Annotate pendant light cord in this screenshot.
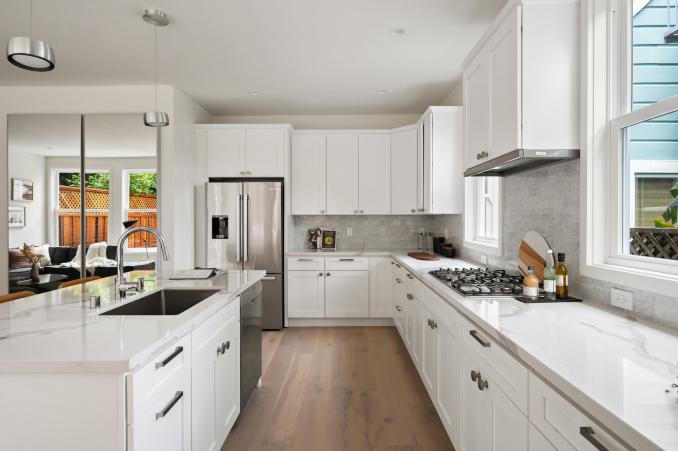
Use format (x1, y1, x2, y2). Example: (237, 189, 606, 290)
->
(154, 24, 158, 111)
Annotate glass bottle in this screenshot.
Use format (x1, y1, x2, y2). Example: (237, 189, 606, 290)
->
(523, 266, 540, 298)
(555, 252, 568, 299)
(544, 250, 556, 300)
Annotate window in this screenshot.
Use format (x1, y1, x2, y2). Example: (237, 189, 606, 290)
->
(56, 171, 110, 247)
(583, 0, 678, 294)
(464, 176, 501, 254)
(123, 170, 157, 249)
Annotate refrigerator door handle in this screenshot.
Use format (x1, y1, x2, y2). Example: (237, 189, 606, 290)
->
(243, 193, 250, 262)
(237, 193, 243, 263)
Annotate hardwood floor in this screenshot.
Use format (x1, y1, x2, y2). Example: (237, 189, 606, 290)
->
(222, 327, 455, 451)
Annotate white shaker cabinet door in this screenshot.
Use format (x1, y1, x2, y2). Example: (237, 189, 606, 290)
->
(324, 270, 369, 317)
(368, 257, 394, 318)
(390, 128, 419, 214)
(207, 129, 246, 177)
(488, 5, 522, 159)
(287, 270, 325, 318)
(291, 133, 326, 215)
(245, 128, 285, 177)
(463, 50, 490, 170)
(326, 134, 359, 215)
(436, 321, 462, 448)
(358, 134, 390, 215)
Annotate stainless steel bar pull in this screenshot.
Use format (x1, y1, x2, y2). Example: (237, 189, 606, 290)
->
(243, 193, 250, 262)
(579, 427, 609, 451)
(155, 346, 183, 369)
(469, 330, 491, 348)
(156, 391, 184, 420)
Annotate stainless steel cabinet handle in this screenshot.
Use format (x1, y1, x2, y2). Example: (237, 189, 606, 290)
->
(580, 427, 609, 451)
(243, 193, 250, 262)
(395, 264, 401, 268)
(469, 330, 491, 348)
(156, 391, 183, 420)
(395, 278, 402, 284)
(360, 209, 364, 214)
(477, 376, 489, 391)
(216, 341, 231, 356)
(353, 209, 358, 214)
(411, 208, 416, 213)
(320, 210, 325, 214)
(430, 320, 438, 329)
(476, 153, 481, 160)
(318, 272, 324, 277)
(326, 272, 331, 276)
(417, 208, 425, 212)
(339, 258, 355, 262)
(427, 319, 432, 328)
(406, 293, 414, 301)
(155, 346, 183, 369)
(298, 258, 314, 262)
(406, 274, 414, 280)
(395, 305, 402, 312)
(471, 370, 480, 382)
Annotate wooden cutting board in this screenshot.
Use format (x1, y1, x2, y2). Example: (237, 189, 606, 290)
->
(517, 231, 550, 282)
(407, 252, 439, 261)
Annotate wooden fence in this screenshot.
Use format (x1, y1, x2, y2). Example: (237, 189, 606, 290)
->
(629, 228, 678, 260)
(58, 186, 157, 248)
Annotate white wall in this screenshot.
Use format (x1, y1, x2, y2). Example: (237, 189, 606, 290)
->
(8, 153, 46, 248)
(0, 85, 208, 293)
(211, 114, 421, 129)
(441, 82, 463, 106)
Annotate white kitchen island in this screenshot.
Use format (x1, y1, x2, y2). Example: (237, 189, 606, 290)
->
(0, 270, 265, 451)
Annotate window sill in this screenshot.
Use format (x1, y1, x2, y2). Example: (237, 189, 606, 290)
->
(580, 260, 678, 298)
(463, 239, 502, 256)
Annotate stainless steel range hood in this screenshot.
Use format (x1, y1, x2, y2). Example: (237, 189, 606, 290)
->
(464, 149, 580, 177)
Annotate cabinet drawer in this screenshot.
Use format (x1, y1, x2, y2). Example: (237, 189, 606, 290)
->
(287, 256, 324, 271)
(325, 257, 368, 271)
(529, 374, 628, 451)
(128, 333, 192, 423)
(460, 316, 528, 413)
(128, 371, 191, 451)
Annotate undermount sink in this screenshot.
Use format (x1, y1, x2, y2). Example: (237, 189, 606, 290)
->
(100, 289, 221, 316)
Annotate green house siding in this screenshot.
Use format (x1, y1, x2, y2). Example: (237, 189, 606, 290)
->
(631, 0, 678, 160)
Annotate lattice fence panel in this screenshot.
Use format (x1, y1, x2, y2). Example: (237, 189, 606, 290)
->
(630, 228, 678, 260)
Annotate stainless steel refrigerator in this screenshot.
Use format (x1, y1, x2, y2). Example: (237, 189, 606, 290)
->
(206, 179, 284, 330)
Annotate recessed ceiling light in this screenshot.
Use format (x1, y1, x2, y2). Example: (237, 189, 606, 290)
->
(248, 91, 261, 96)
(376, 90, 388, 95)
(390, 28, 406, 37)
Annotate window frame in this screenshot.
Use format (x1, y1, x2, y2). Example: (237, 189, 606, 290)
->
(464, 176, 503, 255)
(582, 0, 678, 296)
(122, 169, 158, 252)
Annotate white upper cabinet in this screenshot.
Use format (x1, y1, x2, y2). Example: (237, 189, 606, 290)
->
(206, 128, 246, 178)
(326, 134, 359, 215)
(358, 134, 390, 215)
(291, 133, 326, 215)
(421, 107, 463, 214)
(245, 128, 285, 176)
(198, 125, 289, 178)
(463, 0, 579, 170)
(390, 127, 419, 214)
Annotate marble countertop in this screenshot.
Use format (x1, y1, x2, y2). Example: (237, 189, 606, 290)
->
(287, 248, 414, 257)
(0, 270, 265, 373)
(391, 253, 678, 451)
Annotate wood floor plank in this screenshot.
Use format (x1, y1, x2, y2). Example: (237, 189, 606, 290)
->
(222, 327, 455, 451)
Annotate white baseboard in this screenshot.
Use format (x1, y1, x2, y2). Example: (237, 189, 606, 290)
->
(287, 318, 395, 327)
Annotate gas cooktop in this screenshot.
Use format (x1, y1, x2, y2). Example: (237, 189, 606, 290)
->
(429, 267, 524, 297)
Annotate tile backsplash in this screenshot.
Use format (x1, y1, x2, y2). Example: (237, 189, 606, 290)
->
(433, 159, 678, 331)
(290, 215, 434, 251)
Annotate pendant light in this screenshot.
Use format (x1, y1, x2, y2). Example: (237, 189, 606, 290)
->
(142, 8, 169, 127)
(6, 0, 55, 71)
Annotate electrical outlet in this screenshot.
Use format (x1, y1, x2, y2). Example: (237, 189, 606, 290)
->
(346, 227, 352, 237)
(480, 255, 488, 265)
(611, 288, 633, 311)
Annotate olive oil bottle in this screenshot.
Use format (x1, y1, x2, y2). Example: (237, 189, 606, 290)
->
(555, 252, 568, 299)
(544, 250, 557, 300)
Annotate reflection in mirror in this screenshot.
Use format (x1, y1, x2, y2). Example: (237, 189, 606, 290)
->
(84, 114, 158, 280)
(7, 114, 84, 293)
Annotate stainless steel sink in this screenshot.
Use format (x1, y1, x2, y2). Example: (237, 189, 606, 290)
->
(100, 289, 221, 316)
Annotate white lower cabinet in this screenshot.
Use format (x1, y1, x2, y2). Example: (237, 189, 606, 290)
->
(529, 374, 628, 451)
(420, 302, 438, 399)
(369, 258, 394, 317)
(436, 317, 462, 445)
(530, 423, 557, 451)
(287, 270, 325, 318)
(128, 372, 192, 451)
(460, 347, 528, 451)
(325, 270, 369, 317)
(192, 302, 240, 451)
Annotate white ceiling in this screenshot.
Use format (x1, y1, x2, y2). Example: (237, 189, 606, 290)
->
(0, 0, 505, 115)
(8, 114, 157, 158)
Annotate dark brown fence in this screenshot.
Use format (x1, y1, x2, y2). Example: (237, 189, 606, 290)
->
(630, 228, 678, 260)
